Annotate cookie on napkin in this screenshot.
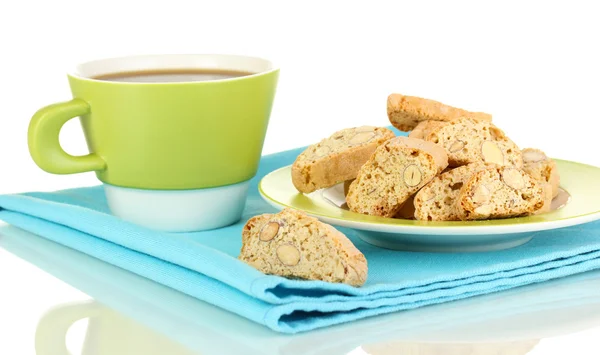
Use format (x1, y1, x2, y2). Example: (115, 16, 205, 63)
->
(238, 208, 368, 287)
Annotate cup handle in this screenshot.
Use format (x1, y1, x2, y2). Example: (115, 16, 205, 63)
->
(35, 300, 104, 355)
(28, 99, 106, 174)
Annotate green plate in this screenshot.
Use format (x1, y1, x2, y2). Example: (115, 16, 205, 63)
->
(259, 160, 600, 252)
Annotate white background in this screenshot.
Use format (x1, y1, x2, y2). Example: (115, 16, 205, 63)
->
(1, 0, 599, 354)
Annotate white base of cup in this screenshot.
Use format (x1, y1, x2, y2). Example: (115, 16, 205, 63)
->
(103, 181, 250, 232)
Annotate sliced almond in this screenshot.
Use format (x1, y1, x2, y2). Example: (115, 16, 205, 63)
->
(523, 149, 547, 164)
(259, 222, 280, 242)
(276, 244, 301, 266)
(474, 204, 493, 216)
(484, 183, 496, 193)
(419, 189, 436, 202)
(471, 185, 491, 205)
(502, 168, 526, 190)
(508, 199, 516, 208)
(409, 128, 425, 140)
(349, 131, 376, 145)
(448, 140, 466, 153)
(481, 141, 504, 165)
(403, 164, 423, 187)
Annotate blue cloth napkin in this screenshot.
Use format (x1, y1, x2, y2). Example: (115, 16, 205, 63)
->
(2, 147, 600, 334)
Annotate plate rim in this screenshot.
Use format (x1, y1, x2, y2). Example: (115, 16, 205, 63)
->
(259, 159, 600, 236)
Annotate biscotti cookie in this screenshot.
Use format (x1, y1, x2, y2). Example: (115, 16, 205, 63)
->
(387, 94, 492, 132)
(421, 117, 523, 168)
(522, 148, 560, 198)
(408, 120, 448, 140)
(535, 183, 554, 214)
(456, 166, 545, 220)
(414, 163, 488, 221)
(292, 126, 395, 193)
(238, 208, 368, 286)
(346, 137, 449, 217)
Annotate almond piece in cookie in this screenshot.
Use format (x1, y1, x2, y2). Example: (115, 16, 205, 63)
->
(408, 120, 449, 140)
(522, 148, 560, 198)
(292, 126, 395, 193)
(238, 208, 368, 286)
(387, 94, 492, 132)
(421, 117, 523, 168)
(456, 166, 545, 220)
(414, 163, 488, 221)
(346, 137, 449, 217)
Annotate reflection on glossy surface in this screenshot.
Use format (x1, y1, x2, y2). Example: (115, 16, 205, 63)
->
(361, 340, 540, 355)
(36, 301, 197, 355)
(2, 224, 600, 354)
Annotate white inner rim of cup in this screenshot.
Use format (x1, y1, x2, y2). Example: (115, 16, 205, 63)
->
(72, 54, 276, 81)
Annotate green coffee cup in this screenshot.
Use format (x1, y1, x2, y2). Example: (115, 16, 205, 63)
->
(28, 54, 279, 232)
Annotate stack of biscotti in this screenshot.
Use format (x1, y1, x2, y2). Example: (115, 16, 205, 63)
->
(345, 136, 449, 217)
(290, 124, 453, 219)
(387, 93, 559, 220)
(292, 126, 396, 193)
(238, 94, 562, 286)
